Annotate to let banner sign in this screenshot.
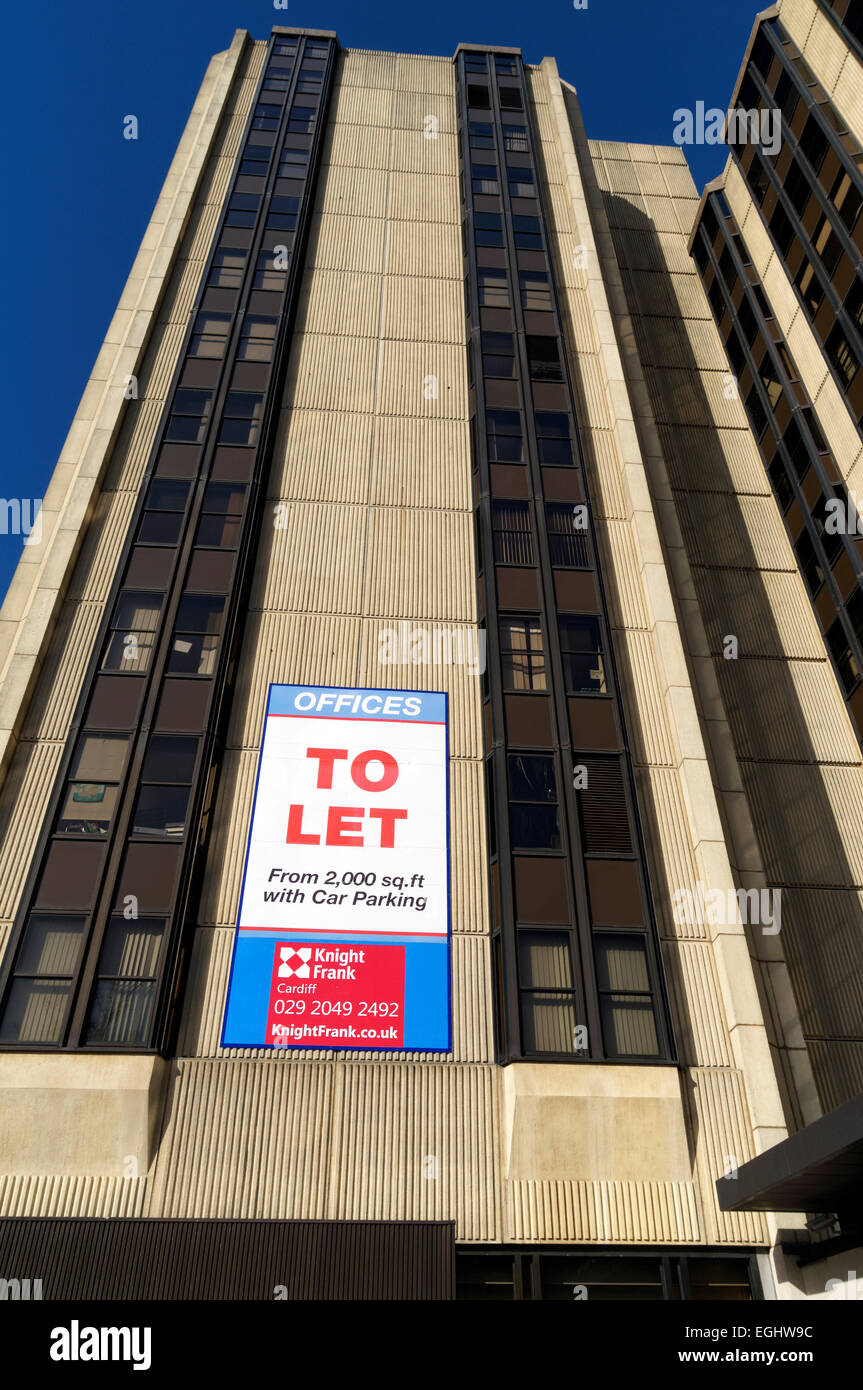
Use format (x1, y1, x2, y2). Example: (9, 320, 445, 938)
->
(221, 685, 451, 1051)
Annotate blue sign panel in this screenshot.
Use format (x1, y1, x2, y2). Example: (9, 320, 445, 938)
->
(222, 684, 451, 1051)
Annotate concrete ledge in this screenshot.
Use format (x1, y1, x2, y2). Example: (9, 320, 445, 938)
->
(0, 1054, 168, 1178)
(500, 1063, 691, 1183)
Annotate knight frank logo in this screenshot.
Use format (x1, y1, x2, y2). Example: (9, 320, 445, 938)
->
(277, 946, 311, 978)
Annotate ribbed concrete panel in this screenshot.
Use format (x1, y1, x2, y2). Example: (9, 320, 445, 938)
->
(670, 272, 717, 320)
(592, 139, 624, 161)
(358, 621, 483, 762)
(20, 601, 103, 742)
(794, 767, 863, 883)
(0, 1175, 146, 1219)
(0, 923, 9, 960)
(387, 218, 461, 280)
(785, 309, 829, 403)
(571, 352, 613, 429)
(449, 756, 488, 936)
(393, 55, 454, 97)
(321, 121, 390, 171)
(625, 269, 678, 318)
(604, 159, 641, 195)
(601, 520, 651, 630)
(536, 138, 564, 189)
(833, 48, 863, 138)
(178, 927, 235, 1054)
(184, 202, 230, 267)
(635, 767, 706, 940)
(613, 227, 667, 273)
(64, 490, 138, 604)
(697, 570, 825, 660)
(761, 250, 803, 332)
(813, 374, 863, 483)
(382, 275, 463, 345)
(371, 417, 471, 510)
(316, 163, 389, 219)
(0, 741, 64, 919)
(610, 194, 650, 235)
(284, 333, 378, 413)
(249, 502, 366, 614)
(660, 424, 768, 495)
(672, 200, 699, 239)
(561, 289, 599, 356)
(591, 157, 611, 192)
(362, 510, 475, 620)
(297, 268, 381, 339)
(661, 941, 733, 1067)
(634, 161, 671, 197)
(643, 364, 740, 430)
(615, 629, 677, 766)
(330, 83, 394, 129)
(789, 890, 863, 1040)
(657, 230, 701, 275)
(230, 44, 267, 107)
(307, 213, 386, 274)
(524, 66, 547, 101)
(227, 613, 363, 750)
(772, 897, 823, 1040)
(531, 101, 557, 146)
(661, 164, 698, 199)
(634, 315, 722, 373)
(803, 6, 850, 92)
(156, 254, 210, 328)
(325, 1063, 498, 1239)
(584, 428, 628, 519)
(544, 183, 574, 235)
(556, 231, 595, 289)
(806, 1039, 863, 1114)
(679, 493, 794, 571)
(179, 927, 491, 1065)
(506, 1177, 700, 1243)
(198, 750, 256, 926)
(629, 143, 660, 162)
(688, 1069, 768, 1246)
(217, 110, 259, 166)
(102, 399, 167, 493)
(392, 90, 457, 134)
(451, 934, 493, 1062)
(645, 196, 686, 236)
(716, 657, 860, 764)
(646, 144, 684, 165)
(337, 49, 397, 91)
(389, 171, 459, 225)
(739, 761, 863, 887)
(391, 129, 457, 178)
(137, 321, 187, 399)
(146, 1060, 333, 1218)
(268, 408, 373, 504)
(196, 153, 240, 214)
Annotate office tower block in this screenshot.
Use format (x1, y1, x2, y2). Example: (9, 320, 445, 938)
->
(0, 11, 859, 1299)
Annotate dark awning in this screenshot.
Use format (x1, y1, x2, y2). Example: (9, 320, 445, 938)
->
(716, 1091, 863, 1218)
(0, 1218, 455, 1300)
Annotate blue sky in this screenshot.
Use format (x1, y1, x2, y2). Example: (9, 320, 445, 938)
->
(0, 0, 759, 601)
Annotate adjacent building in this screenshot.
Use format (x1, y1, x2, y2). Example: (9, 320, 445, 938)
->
(0, 0, 861, 1300)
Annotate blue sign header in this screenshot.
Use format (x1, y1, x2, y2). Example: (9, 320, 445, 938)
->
(265, 684, 446, 723)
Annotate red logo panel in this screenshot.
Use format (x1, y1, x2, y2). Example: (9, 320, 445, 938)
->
(266, 941, 405, 1048)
